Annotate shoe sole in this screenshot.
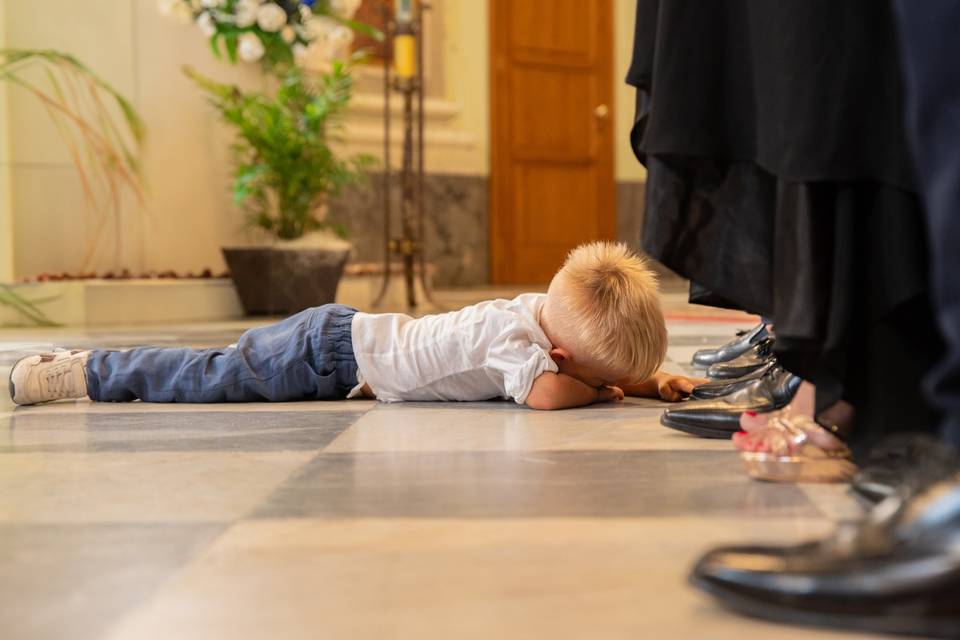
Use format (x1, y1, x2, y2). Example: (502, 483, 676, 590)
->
(8, 354, 31, 405)
(740, 451, 857, 483)
(659, 412, 736, 439)
(690, 573, 960, 638)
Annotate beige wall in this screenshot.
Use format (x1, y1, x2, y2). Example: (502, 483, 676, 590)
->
(615, 0, 645, 182)
(0, 6, 13, 281)
(1, 0, 644, 279)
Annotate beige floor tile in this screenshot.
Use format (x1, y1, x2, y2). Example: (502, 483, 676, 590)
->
(107, 518, 882, 640)
(325, 400, 733, 453)
(0, 452, 313, 523)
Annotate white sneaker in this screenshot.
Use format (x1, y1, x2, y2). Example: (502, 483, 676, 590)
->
(8, 350, 90, 405)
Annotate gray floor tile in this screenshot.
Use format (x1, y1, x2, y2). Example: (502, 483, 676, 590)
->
(254, 450, 821, 519)
(0, 523, 222, 640)
(1, 410, 360, 453)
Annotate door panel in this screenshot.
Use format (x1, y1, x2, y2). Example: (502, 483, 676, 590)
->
(509, 67, 593, 157)
(509, 0, 594, 63)
(491, 0, 615, 284)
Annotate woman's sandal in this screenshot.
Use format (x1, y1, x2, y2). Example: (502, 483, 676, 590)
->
(734, 415, 856, 483)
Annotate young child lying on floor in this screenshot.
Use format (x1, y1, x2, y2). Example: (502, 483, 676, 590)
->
(10, 242, 701, 409)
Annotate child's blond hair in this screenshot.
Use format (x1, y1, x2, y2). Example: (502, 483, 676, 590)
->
(549, 241, 667, 382)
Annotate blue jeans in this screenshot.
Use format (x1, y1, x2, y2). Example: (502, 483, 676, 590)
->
(86, 305, 359, 403)
(894, 1, 960, 446)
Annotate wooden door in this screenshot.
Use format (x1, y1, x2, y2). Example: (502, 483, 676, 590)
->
(490, 0, 616, 284)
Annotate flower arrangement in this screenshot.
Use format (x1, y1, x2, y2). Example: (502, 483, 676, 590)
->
(157, 0, 368, 71)
(159, 0, 378, 243)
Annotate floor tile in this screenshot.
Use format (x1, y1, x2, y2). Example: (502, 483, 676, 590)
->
(0, 451, 314, 523)
(0, 298, 881, 639)
(105, 518, 875, 640)
(0, 522, 221, 640)
(326, 401, 732, 453)
(1, 410, 361, 453)
(254, 450, 820, 519)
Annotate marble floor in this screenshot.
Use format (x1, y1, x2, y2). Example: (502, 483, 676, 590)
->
(0, 290, 880, 640)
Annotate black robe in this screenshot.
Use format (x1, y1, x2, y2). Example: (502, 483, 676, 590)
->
(626, 0, 941, 452)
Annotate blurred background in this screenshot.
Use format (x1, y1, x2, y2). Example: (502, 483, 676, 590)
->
(0, 0, 652, 327)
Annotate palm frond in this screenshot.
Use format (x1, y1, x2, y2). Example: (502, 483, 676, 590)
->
(0, 285, 59, 327)
(0, 49, 146, 274)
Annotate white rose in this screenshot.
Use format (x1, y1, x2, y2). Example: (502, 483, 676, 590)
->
(238, 32, 266, 62)
(330, 0, 362, 20)
(281, 25, 297, 44)
(256, 3, 287, 32)
(200, 0, 223, 7)
(235, 0, 259, 27)
(196, 12, 217, 37)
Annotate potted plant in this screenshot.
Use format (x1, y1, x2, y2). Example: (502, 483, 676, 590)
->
(160, 0, 377, 315)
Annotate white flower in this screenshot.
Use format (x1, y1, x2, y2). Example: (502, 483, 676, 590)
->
(200, 0, 223, 7)
(196, 11, 217, 37)
(330, 0, 362, 20)
(256, 3, 287, 32)
(238, 32, 266, 62)
(235, 0, 259, 27)
(281, 25, 297, 44)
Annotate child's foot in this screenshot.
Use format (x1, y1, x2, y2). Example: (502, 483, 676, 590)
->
(9, 350, 90, 405)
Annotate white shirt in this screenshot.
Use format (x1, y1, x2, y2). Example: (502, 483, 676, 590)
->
(350, 293, 558, 403)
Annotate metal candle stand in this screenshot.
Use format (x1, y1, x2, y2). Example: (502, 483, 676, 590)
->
(372, 0, 438, 310)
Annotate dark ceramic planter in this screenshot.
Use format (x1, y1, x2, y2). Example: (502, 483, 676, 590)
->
(222, 246, 350, 316)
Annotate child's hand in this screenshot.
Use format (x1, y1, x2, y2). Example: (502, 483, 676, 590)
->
(596, 385, 625, 403)
(656, 375, 708, 402)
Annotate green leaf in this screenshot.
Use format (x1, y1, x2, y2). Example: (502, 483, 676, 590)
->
(224, 33, 239, 64)
(209, 33, 222, 59)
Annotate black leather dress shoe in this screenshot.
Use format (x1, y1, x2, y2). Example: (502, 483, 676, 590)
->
(690, 475, 960, 638)
(691, 361, 776, 400)
(706, 337, 776, 380)
(660, 368, 800, 439)
(851, 434, 960, 504)
(692, 324, 769, 367)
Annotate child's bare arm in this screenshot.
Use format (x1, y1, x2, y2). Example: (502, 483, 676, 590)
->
(525, 372, 623, 410)
(619, 371, 708, 402)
